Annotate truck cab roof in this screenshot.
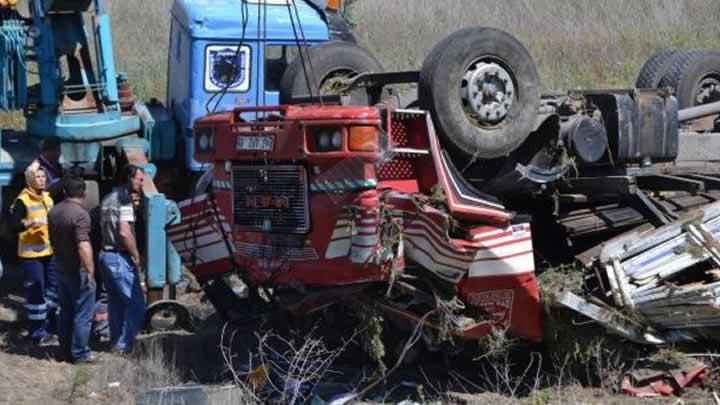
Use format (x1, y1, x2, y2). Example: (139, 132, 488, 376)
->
(171, 0, 330, 40)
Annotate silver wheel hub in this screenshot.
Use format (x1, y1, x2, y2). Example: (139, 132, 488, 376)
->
(462, 61, 515, 124)
(696, 77, 720, 105)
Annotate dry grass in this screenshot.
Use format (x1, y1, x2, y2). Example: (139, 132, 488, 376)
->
(67, 341, 183, 404)
(106, 0, 173, 101)
(102, 0, 720, 100)
(6, 1, 719, 106)
(346, 0, 720, 91)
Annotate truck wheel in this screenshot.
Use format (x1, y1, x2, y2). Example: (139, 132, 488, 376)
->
(145, 300, 194, 332)
(635, 49, 681, 88)
(658, 49, 720, 108)
(279, 41, 383, 105)
(419, 27, 540, 158)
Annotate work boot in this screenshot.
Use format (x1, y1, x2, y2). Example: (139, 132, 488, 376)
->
(74, 354, 98, 364)
(34, 334, 59, 347)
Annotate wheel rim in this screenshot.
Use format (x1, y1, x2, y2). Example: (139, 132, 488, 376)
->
(318, 68, 357, 97)
(149, 309, 179, 331)
(145, 301, 190, 332)
(461, 58, 517, 127)
(695, 73, 720, 105)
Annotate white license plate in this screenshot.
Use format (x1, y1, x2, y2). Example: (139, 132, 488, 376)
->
(236, 135, 274, 151)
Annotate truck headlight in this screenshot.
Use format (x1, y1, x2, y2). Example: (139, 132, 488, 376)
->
(195, 127, 214, 152)
(318, 132, 331, 150)
(313, 127, 343, 152)
(331, 130, 342, 149)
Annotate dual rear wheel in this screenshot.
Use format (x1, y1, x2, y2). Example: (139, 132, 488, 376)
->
(636, 49, 720, 108)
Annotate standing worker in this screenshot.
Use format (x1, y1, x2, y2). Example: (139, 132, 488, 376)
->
(33, 137, 64, 201)
(49, 176, 97, 363)
(98, 165, 146, 353)
(10, 162, 58, 344)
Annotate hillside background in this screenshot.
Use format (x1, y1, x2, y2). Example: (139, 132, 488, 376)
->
(111, 0, 720, 101)
(19, 0, 720, 102)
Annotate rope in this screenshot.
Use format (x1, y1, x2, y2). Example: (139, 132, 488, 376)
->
(0, 10, 26, 110)
(290, 0, 319, 94)
(205, 0, 250, 113)
(253, 0, 266, 121)
(285, 0, 321, 104)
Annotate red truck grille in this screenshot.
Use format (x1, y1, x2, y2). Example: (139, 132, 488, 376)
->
(232, 165, 309, 234)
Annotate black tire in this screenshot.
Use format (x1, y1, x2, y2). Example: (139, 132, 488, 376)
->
(659, 49, 720, 108)
(418, 31, 461, 109)
(635, 49, 681, 88)
(279, 41, 383, 105)
(419, 27, 540, 158)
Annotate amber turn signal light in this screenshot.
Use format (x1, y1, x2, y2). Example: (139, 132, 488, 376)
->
(326, 0, 340, 11)
(349, 126, 378, 152)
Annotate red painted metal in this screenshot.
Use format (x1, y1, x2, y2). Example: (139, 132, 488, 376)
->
(172, 104, 543, 343)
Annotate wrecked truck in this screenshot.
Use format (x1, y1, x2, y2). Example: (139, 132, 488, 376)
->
(167, 26, 720, 350)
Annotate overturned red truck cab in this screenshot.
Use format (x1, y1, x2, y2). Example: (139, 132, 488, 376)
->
(169, 104, 542, 343)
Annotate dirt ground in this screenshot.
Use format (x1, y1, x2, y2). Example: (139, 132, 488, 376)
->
(0, 261, 717, 405)
(0, 264, 198, 405)
(0, 268, 71, 405)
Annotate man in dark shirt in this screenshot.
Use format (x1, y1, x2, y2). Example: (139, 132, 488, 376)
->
(48, 176, 97, 363)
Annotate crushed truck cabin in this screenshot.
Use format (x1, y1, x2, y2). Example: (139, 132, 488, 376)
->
(168, 28, 720, 353)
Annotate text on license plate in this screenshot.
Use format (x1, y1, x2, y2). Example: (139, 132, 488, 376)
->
(236, 135, 274, 151)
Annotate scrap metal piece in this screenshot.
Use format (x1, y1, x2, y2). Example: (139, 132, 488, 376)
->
(621, 363, 708, 398)
(592, 200, 720, 333)
(555, 291, 696, 344)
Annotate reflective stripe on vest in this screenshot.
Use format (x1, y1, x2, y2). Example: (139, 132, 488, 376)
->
(15, 188, 53, 258)
(26, 203, 47, 213)
(19, 242, 52, 253)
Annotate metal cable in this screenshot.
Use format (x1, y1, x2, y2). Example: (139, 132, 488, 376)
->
(253, 0, 263, 120)
(205, 0, 250, 113)
(290, 0, 322, 103)
(284, 0, 316, 103)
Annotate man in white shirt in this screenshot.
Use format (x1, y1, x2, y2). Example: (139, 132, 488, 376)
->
(97, 165, 146, 353)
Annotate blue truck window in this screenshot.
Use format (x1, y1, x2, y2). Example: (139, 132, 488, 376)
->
(204, 45, 251, 93)
(265, 45, 306, 92)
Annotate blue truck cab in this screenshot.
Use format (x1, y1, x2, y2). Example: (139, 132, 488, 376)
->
(168, 0, 332, 171)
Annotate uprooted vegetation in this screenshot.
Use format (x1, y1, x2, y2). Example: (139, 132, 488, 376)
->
(196, 282, 720, 403)
(1, 283, 717, 404)
(45, 262, 720, 403)
(210, 312, 718, 403)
